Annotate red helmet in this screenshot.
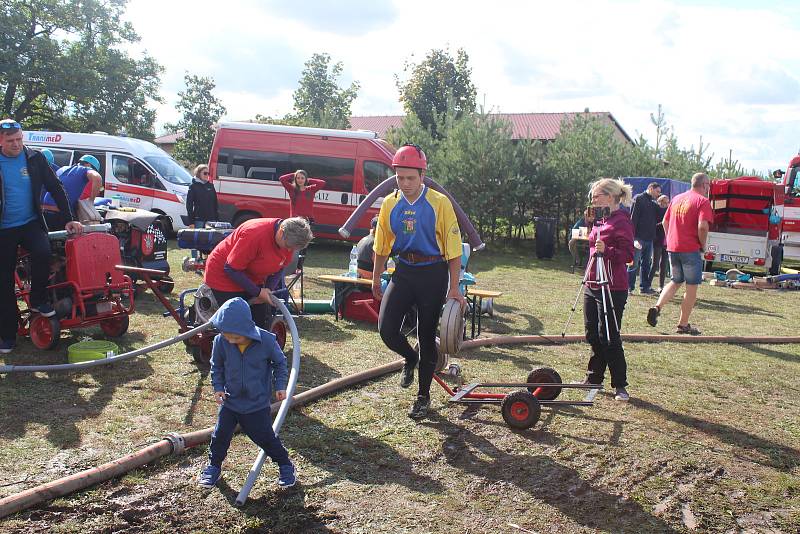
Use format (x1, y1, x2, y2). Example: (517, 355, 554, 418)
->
(392, 144, 427, 171)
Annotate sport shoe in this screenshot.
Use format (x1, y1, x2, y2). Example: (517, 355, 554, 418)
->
(614, 388, 630, 401)
(676, 324, 701, 335)
(399, 361, 417, 389)
(646, 306, 660, 327)
(197, 464, 222, 488)
(640, 287, 656, 295)
(277, 463, 297, 488)
(30, 302, 56, 318)
(0, 339, 16, 354)
(408, 395, 431, 420)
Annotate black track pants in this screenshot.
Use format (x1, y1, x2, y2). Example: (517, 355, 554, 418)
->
(583, 287, 628, 388)
(378, 260, 448, 397)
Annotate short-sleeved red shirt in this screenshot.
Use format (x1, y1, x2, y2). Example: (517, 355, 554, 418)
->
(203, 218, 292, 292)
(664, 190, 713, 253)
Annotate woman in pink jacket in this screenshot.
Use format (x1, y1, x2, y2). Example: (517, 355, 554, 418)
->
(583, 178, 635, 401)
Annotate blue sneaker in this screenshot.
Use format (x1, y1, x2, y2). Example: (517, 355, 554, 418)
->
(197, 464, 222, 488)
(30, 302, 56, 318)
(277, 463, 296, 488)
(0, 339, 15, 354)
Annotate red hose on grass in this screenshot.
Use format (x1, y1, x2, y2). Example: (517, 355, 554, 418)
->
(460, 333, 800, 350)
(0, 360, 403, 519)
(4, 332, 799, 518)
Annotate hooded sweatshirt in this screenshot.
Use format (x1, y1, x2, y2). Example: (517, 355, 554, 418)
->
(587, 209, 635, 292)
(210, 298, 288, 414)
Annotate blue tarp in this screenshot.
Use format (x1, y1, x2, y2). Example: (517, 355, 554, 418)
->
(623, 177, 690, 199)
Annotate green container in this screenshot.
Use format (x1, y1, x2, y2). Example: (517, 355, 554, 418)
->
(300, 299, 334, 314)
(67, 340, 119, 364)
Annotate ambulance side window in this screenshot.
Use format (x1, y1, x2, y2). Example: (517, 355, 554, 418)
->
(73, 150, 106, 177)
(49, 149, 73, 168)
(111, 155, 159, 188)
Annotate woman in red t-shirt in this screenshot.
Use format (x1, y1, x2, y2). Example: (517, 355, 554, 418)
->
(279, 170, 326, 221)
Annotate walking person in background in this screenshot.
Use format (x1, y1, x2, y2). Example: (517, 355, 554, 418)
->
(647, 173, 713, 335)
(186, 164, 218, 229)
(582, 178, 635, 401)
(628, 182, 661, 294)
(649, 194, 671, 291)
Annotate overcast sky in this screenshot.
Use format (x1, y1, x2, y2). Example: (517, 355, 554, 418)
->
(125, 0, 800, 174)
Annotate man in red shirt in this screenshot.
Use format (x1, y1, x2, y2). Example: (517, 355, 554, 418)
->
(204, 217, 313, 327)
(646, 173, 713, 335)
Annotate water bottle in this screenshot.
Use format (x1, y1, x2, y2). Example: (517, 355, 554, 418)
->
(386, 256, 396, 273)
(348, 245, 358, 277)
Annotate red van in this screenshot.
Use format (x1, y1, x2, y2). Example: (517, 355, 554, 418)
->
(208, 122, 395, 240)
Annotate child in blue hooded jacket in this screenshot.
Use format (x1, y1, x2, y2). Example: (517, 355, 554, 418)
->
(197, 297, 296, 489)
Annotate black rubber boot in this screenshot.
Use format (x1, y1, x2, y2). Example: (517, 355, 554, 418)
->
(407, 395, 431, 419)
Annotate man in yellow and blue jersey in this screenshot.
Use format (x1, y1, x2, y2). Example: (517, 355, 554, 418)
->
(371, 144, 465, 420)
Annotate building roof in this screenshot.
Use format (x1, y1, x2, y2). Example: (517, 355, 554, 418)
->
(349, 112, 633, 144)
(154, 131, 183, 145)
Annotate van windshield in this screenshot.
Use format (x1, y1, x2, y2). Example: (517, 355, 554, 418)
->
(144, 155, 193, 185)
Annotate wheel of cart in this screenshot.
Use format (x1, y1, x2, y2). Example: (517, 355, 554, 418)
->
(433, 365, 599, 430)
(29, 315, 61, 350)
(501, 390, 542, 429)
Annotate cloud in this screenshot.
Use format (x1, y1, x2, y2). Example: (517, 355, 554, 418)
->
(707, 61, 800, 106)
(263, 0, 398, 35)
(124, 0, 800, 173)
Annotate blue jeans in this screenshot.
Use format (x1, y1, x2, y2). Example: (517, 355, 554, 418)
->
(668, 251, 703, 285)
(628, 240, 653, 291)
(208, 405, 291, 467)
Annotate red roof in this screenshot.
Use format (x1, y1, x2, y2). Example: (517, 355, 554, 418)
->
(154, 131, 183, 144)
(350, 112, 632, 143)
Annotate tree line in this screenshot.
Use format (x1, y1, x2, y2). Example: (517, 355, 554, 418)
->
(2, 1, 766, 246)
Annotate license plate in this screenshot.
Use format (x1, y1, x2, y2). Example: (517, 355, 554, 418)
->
(720, 254, 749, 263)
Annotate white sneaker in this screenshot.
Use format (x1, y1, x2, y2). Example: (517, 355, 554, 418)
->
(614, 388, 630, 401)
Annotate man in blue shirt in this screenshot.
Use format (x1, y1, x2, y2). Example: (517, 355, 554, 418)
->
(42, 154, 103, 229)
(0, 119, 82, 353)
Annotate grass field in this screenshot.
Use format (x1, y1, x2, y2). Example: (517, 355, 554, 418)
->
(1, 239, 798, 533)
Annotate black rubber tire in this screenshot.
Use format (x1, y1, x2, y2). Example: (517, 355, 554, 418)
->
(100, 314, 129, 338)
(526, 366, 563, 400)
(501, 390, 542, 430)
(191, 345, 210, 366)
(769, 245, 783, 276)
(155, 214, 173, 238)
(233, 211, 259, 228)
(157, 276, 175, 294)
(30, 315, 61, 350)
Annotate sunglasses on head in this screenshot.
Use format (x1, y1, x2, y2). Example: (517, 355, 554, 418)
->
(0, 121, 22, 130)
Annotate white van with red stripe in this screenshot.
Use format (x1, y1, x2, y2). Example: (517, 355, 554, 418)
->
(24, 131, 191, 233)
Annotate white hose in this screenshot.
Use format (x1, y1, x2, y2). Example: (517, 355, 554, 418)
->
(235, 295, 301, 505)
(0, 322, 213, 374)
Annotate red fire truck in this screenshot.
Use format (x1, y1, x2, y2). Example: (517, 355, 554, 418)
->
(703, 176, 784, 274)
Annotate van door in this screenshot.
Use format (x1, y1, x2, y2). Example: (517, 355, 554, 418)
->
(106, 154, 155, 211)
